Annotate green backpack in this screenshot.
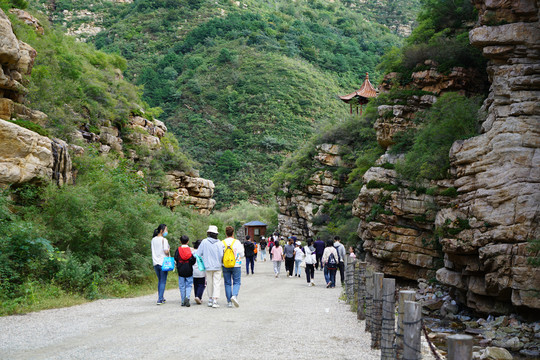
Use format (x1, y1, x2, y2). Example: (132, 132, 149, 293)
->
(222, 239, 236, 268)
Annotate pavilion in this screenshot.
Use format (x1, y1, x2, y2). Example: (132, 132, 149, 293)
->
(339, 73, 378, 115)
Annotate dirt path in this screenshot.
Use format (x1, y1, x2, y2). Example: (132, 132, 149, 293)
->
(0, 259, 381, 360)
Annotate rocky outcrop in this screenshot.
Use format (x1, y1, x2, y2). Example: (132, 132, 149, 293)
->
(277, 144, 347, 238)
(163, 170, 216, 215)
(0, 119, 71, 187)
(374, 94, 436, 147)
(435, 1, 540, 313)
(0, 9, 71, 188)
(9, 9, 44, 35)
(0, 9, 37, 104)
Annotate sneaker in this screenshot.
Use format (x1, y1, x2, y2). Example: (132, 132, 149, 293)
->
(195, 297, 202, 304)
(185, 299, 191, 307)
(212, 301, 220, 308)
(162, 299, 167, 303)
(228, 302, 233, 308)
(207, 300, 213, 307)
(156, 301, 163, 305)
(275, 273, 278, 278)
(181, 300, 185, 307)
(287, 271, 290, 277)
(231, 296, 239, 308)
(326, 282, 331, 288)
(288, 275, 292, 278)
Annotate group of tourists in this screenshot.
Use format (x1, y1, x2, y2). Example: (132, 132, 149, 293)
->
(151, 224, 356, 307)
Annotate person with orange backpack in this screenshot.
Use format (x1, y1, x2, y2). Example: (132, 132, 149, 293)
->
(173, 235, 197, 307)
(222, 226, 244, 308)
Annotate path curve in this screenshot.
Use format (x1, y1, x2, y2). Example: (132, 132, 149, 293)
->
(1, 260, 380, 360)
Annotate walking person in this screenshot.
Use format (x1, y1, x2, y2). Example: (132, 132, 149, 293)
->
(259, 237, 267, 261)
(293, 241, 304, 277)
(197, 225, 224, 308)
(304, 238, 316, 286)
(192, 240, 206, 305)
(334, 236, 346, 286)
(322, 240, 339, 288)
(284, 237, 296, 278)
(253, 240, 258, 262)
(151, 224, 170, 305)
(222, 226, 244, 308)
(174, 235, 196, 307)
(314, 237, 325, 271)
(244, 235, 255, 275)
(268, 236, 275, 261)
(271, 240, 284, 278)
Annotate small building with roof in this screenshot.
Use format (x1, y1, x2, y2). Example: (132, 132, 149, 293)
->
(242, 220, 267, 243)
(339, 73, 378, 115)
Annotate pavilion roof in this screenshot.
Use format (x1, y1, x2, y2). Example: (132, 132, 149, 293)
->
(339, 73, 378, 102)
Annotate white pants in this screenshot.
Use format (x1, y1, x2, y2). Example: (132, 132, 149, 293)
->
(206, 270, 222, 300)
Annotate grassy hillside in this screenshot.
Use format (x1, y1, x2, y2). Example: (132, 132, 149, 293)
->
(36, 0, 421, 206)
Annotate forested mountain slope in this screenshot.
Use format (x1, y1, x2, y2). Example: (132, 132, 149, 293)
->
(38, 0, 421, 206)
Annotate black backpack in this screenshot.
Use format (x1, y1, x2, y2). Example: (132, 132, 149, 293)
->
(327, 253, 338, 270)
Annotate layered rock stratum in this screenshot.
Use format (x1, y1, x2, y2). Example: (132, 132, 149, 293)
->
(435, 0, 540, 313)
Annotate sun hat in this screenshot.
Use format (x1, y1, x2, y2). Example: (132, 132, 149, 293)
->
(296, 241, 301, 246)
(207, 225, 219, 234)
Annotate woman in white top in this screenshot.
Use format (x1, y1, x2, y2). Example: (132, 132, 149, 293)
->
(151, 224, 170, 305)
(304, 238, 316, 286)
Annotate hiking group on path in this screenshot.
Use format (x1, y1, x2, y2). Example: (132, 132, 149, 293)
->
(151, 224, 352, 308)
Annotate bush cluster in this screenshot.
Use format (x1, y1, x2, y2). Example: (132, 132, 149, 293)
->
(395, 93, 482, 181)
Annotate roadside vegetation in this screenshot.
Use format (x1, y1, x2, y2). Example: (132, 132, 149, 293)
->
(0, 151, 276, 316)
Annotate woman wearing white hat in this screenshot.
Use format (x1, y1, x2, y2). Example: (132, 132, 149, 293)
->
(197, 225, 224, 308)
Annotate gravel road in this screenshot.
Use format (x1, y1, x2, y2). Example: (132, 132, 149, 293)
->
(0, 260, 381, 360)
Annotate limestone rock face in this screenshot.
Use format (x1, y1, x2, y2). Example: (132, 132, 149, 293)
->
(9, 9, 44, 35)
(434, 0, 540, 313)
(374, 95, 436, 148)
(0, 9, 37, 103)
(351, 164, 454, 280)
(277, 145, 347, 238)
(0, 119, 71, 187)
(163, 171, 216, 215)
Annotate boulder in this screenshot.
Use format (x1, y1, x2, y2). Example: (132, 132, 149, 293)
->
(162, 171, 215, 215)
(0, 119, 72, 187)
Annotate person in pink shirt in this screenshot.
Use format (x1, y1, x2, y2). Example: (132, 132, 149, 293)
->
(271, 240, 284, 278)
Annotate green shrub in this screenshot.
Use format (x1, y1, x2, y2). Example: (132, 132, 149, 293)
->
(366, 180, 399, 191)
(440, 187, 458, 197)
(396, 93, 481, 181)
(8, 119, 51, 137)
(527, 238, 540, 267)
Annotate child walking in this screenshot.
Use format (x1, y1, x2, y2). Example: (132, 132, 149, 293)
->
(174, 235, 196, 307)
(192, 240, 206, 304)
(271, 240, 284, 278)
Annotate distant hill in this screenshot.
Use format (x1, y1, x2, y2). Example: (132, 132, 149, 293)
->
(38, 0, 421, 206)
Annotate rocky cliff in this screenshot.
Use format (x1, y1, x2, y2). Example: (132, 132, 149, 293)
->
(0, 9, 71, 188)
(351, 0, 540, 314)
(435, 0, 540, 313)
(277, 144, 348, 238)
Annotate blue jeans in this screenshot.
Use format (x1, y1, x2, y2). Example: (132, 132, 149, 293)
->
(246, 256, 255, 274)
(178, 276, 193, 301)
(260, 249, 266, 261)
(222, 266, 241, 302)
(294, 259, 302, 276)
(324, 266, 336, 287)
(154, 265, 168, 302)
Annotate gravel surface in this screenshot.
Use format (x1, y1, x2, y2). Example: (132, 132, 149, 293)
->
(0, 260, 381, 360)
